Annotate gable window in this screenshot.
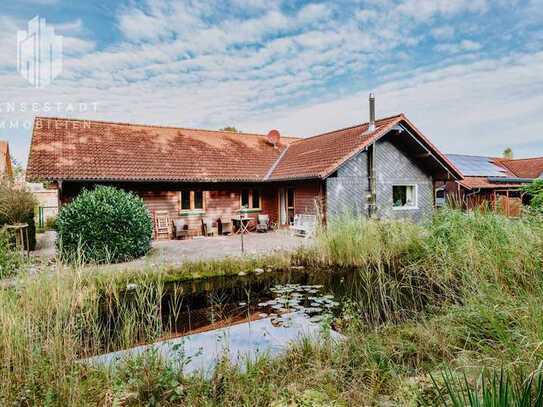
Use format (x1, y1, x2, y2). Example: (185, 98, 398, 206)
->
(180, 190, 205, 213)
(393, 185, 417, 209)
(241, 189, 261, 211)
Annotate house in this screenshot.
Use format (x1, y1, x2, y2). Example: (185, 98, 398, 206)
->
(441, 154, 543, 216)
(26, 97, 461, 235)
(0, 140, 13, 178)
(27, 182, 59, 227)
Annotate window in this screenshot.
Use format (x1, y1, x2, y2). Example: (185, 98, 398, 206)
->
(194, 191, 203, 209)
(252, 190, 260, 210)
(241, 189, 261, 210)
(180, 190, 205, 212)
(287, 188, 295, 209)
(181, 191, 191, 210)
(393, 185, 417, 209)
(287, 188, 295, 224)
(241, 190, 250, 208)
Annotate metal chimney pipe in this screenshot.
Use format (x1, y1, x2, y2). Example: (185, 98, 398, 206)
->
(368, 93, 376, 132)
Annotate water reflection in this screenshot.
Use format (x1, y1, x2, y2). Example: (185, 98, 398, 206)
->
(88, 312, 342, 376)
(89, 273, 347, 375)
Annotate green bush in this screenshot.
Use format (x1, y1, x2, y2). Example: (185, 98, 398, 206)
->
(522, 179, 543, 212)
(0, 180, 37, 251)
(0, 230, 24, 279)
(56, 186, 153, 264)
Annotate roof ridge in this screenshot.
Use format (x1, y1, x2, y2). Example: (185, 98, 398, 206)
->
(291, 113, 404, 144)
(497, 156, 543, 162)
(34, 116, 301, 139)
(264, 145, 290, 180)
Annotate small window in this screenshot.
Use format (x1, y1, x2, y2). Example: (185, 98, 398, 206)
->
(393, 185, 417, 209)
(181, 191, 191, 210)
(180, 190, 205, 212)
(194, 191, 203, 209)
(252, 190, 261, 209)
(287, 188, 295, 209)
(240, 189, 261, 210)
(241, 190, 250, 208)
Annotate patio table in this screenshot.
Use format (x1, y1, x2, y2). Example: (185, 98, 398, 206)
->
(231, 216, 251, 234)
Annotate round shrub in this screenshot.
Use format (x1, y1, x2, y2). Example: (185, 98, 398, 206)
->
(57, 186, 153, 263)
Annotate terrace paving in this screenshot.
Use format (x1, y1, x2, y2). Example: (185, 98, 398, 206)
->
(33, 230, 312, 267)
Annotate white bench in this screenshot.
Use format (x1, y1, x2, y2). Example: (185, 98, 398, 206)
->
(289, 214, 317, 238)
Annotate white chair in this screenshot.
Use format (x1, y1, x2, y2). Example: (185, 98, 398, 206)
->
(289, 214, 316, 238)
(256, 214, 270, 233)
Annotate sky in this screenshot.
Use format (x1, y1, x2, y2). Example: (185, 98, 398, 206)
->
(0, 0, 542, 165)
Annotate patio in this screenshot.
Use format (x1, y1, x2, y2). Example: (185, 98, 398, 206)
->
(33, 230, 313, 266)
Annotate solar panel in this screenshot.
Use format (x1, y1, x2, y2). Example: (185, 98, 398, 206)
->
(447, 154, 507, 177)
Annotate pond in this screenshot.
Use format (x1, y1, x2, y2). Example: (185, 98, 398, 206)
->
(87, 267, 360, 375)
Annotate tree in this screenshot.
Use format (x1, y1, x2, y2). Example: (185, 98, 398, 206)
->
(503, 147, 513, 159)
(220, 126, 240, 133)
(521, 179, 543, 212)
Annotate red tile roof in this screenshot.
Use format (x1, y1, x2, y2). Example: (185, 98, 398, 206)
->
(26, 117, 298, 182)
(269, 113, 461, 180)
(268, 115, 401, 180)
(458, 176, 528, 190)
(26, 114, 461, 183)
(493, 157, 543, 179)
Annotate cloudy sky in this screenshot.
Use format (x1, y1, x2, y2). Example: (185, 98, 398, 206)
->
(1, 0, 542, 164)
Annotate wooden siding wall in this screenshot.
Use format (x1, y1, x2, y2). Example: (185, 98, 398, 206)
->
(60, 182, 282, 235)
(293, 181, 324, 216)
(59, 180, 324, 237)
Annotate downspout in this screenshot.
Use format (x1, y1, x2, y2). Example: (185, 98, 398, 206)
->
(369, 143, 377, 217)
(367, 93, 377, 218)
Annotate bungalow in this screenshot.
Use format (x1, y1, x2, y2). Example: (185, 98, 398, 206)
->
(0, 140, 13, 178)
(441, 154, 543, 216)
(26, 96, 461, 236)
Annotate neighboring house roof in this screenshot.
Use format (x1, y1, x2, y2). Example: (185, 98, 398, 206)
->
(494, 157, 543, 179)
(457, 176, 529, 190)
(447, 153, 543, 190)
(0, 140, 13, 178)
(446, 154, 511, 177)
(27, 114, 461, 183)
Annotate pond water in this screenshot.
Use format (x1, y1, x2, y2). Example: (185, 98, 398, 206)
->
(87, 268, 358, 375)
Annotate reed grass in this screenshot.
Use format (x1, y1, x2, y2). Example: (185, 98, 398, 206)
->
(1, 209, 543, 405)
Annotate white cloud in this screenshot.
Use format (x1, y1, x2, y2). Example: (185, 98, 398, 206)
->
(238, 51, 543, 156)
(355, 9, 378, 22)
(297, 3, 333, 23)
(431, 26, 455, 40)
(396, 0, 489, 20)
(435, 39, 482, 53)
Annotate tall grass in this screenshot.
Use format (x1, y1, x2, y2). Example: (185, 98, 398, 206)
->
(431, 367, 543, 406)
(1, 209, 543, 405)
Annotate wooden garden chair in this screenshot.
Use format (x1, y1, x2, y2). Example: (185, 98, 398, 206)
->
(154, 210, 171, 240)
